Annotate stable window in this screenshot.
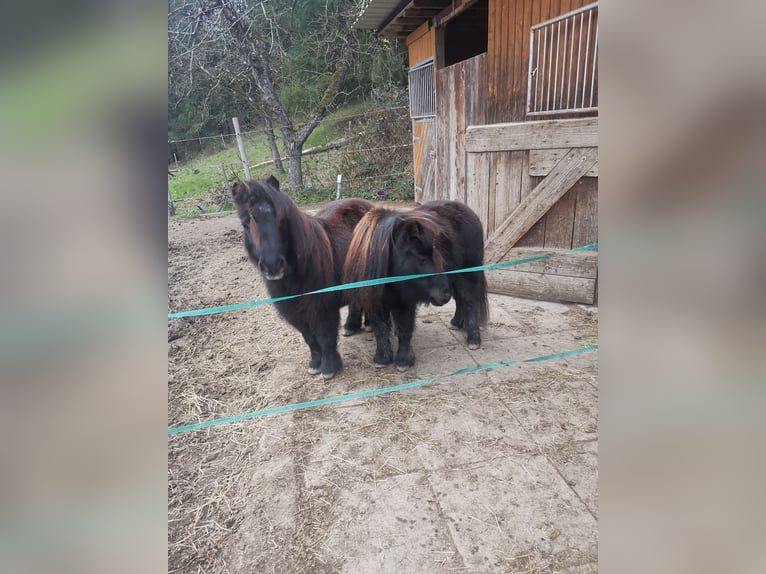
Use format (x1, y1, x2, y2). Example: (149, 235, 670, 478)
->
(527, 2, 598, 116)
(408, 58, 435, 119)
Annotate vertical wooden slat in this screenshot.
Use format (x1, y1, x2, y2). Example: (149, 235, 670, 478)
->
(454, 63, 467, 202)
(466, 152, 490, 239)
(550, 0, 562, 19)
(475, 52, 488, 131)
(520, 0, 534, 118)
(492, 150, 525, 232)
(487, 152, 499, 233)
(543, 184, 577, 248)
(572, 176, 598, 246)
(487, 0, 498, 121)
(516, 174, 546, 247)
(435, 69, 445, 200)
(446, 65, 457, 201)
(540, 0, 552, 27)
(509, 0, 523, 120)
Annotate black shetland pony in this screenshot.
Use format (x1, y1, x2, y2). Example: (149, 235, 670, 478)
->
(232, 176, 374, 379)
(343, 200, 489, 371)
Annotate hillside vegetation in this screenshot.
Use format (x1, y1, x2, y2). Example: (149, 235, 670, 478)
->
(169, 100, 413, 216)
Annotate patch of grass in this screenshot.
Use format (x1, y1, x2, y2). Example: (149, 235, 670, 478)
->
(170, 174, 219, 199)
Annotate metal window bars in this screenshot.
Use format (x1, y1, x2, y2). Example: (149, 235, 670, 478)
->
(408, 58, 436, 120)
(527, 2, 598, 116)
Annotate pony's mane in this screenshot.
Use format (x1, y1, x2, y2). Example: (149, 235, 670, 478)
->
(343, 207, 395, 310)
(343, 207, 449, 311)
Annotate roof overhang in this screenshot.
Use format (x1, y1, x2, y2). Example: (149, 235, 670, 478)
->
(352, 0, 452, 38)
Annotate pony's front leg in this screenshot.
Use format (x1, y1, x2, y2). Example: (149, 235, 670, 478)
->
(369, 313, 393, 368)
(316, 309, 343, 380)
(391, 303, 417, 371)
(301, 332, 323, 375)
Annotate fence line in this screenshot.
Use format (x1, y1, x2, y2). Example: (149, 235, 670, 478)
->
(168, 244, 598, 319)
(168, 344, 598, 435)
(168, 105, 409, 144)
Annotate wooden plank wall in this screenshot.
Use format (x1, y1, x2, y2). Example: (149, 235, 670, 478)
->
(487, 0, 594, 124)
(406, 23, 436, 201)
(407, 22, 435, 66)
(435, 53, 487, 202)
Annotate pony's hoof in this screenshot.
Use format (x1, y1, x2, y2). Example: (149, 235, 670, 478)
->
(396, 364, 411, 372)
(448, 323, 460, 330)
(374, 362, 389, 369)
(363, 325, 373, 333)
(467, 342, 480, 350)
(321, 371, 336, 381)
(307, 366, 321, 375)
(341, 328, 356, 337)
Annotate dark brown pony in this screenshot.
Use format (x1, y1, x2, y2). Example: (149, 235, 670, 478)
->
(343, 201, 489, 371)
(232, 176, 374, 379)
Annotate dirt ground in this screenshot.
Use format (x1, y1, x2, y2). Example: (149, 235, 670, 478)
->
(168, 207, 598, 573)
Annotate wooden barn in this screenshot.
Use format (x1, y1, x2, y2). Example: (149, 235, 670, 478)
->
(354, 0, 598, 304)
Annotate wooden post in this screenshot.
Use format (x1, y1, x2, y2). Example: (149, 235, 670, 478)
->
(232, 117, 251, 180)
(220, 163, 231, 207)
(336, 174, 342, 199)
(168, 187, 175, 217)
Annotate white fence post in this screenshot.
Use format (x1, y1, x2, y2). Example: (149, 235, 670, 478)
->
(232, 117, 251, 180)
(336, 174, 342, 199)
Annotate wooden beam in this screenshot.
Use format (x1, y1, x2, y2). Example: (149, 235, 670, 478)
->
(487, 268, 596, 305)
(484, 147, 598, 263)
(530, 148, 599, 177)
(465, 117, 598, 152)
(498, 247, 598, 279)
(434, 0, 480, 27)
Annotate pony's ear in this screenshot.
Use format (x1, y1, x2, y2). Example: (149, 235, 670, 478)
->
(231, 181, 246, 199)
(266, 175, 280, 190)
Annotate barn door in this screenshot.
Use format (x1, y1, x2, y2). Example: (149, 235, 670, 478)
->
(413, 118, 436, 203)
(408, 58, 436, 203)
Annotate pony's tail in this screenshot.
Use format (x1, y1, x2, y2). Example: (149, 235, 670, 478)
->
(343, 208, 391, 312)
(477, 270, 489, 325)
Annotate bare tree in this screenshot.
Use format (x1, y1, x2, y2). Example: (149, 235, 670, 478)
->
(169, 0, 355, 189)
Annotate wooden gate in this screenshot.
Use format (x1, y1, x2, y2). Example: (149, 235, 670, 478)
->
(465, 117, 598, 304)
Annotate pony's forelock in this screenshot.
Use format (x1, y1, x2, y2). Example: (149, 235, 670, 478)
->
(398, 211, 448, 273)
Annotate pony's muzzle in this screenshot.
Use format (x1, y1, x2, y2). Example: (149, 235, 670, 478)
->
(430, 286, 452, 306)
(258, 255, 286, 281)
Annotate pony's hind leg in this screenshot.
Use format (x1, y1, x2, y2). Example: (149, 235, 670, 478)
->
(301, 332, 323, 375)
(392, 303, 417, 371)
(342, 303, 364, 336)
(454, 277, 482, 350)
(369, 313, 393, 368)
